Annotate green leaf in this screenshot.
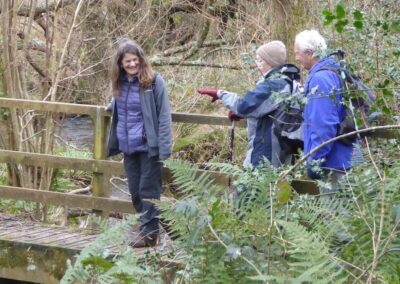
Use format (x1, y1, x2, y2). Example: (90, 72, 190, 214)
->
(335, 5, 346, 19)
(382, 106, 391, 115)
(322, 9, 333, 17)
(335, 19, 349, 33)
(322, 9, 336, 25)
(82, 256, 114, 271)
(247, 275, 270, 281)
(382, 22, 389, 31)
(354, 20, 363, 30)
(277, 181, 292, 204)
(390, 21, 400, 33)
(353, 10, 363, 20)
(383, 88, 394, 98)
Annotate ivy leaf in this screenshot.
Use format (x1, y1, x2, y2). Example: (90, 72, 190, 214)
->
(353, 10, 363, 21)
(335, 5, 346, 19)
(354, 20, 363, 30)
(335, 19, 349, 33)
(277, 181, 292, 204)
(322, 9, 335, 25)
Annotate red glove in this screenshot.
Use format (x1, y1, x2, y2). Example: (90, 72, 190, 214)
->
(197, 88, 219, 103)
(228, 111, 242, 121)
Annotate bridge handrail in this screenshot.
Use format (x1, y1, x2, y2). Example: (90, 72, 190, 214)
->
(0, 98, 232, 214)
(0, 98, 397, 214)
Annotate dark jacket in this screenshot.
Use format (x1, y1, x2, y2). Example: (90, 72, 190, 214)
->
(303, 57, 353, 170)
(219, 64, 300, 167)
(107, 73, 172, 160)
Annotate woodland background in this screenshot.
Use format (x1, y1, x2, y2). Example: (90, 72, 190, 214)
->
(0, 0, 399, 283)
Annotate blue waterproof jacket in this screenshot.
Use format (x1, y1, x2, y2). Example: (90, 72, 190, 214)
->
(304, 57, 353, 170)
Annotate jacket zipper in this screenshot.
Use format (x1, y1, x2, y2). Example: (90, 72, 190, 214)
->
(125, 81, 131, 153)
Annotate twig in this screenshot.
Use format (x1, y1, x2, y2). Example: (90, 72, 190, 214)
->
(109, 176, 131, 196)
(279, 125, 400, 182)
(367, 177, 386, 284)
(207, 221, 266, 281)
(69, 185, 92, 195)
(152, 59, 241, 70)
(364, 137, 382, 180)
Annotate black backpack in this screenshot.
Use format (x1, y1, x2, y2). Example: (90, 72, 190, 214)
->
(270, 64, 304, 158)
(318, 50, 379, 145)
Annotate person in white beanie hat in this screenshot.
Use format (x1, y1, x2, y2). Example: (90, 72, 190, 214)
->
(197, 40, 301, 168)
(256, 40, 287, 69)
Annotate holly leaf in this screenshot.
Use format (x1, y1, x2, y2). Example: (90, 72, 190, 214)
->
(323, 9, 336, 25)
(335, 19, 349, 33)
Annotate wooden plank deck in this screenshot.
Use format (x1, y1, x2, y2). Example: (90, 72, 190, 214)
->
(0, 213, 173, 283)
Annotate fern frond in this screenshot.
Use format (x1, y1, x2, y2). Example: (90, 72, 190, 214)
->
(206, 162, 242, 177)
(279, 221, 349, 283)
(164, 159, 216, 194)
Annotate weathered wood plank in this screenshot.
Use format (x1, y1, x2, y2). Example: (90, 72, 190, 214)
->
(0, 149, 125, 174)
(0, 149, 229, 186)
(0, 185, 135, 213)
(0, 98, 247, 127)
(0, 97, 100, 116)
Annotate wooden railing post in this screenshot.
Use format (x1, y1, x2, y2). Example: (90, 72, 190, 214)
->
(92, 107, 107, 218)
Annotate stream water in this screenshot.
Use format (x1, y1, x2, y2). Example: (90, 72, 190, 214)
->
(55, 116, 93, 150)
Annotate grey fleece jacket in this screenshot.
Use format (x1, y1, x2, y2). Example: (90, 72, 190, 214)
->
(107, 73, 172, 160)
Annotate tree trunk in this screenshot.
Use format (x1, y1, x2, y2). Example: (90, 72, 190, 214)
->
(270, 0, 315, 61)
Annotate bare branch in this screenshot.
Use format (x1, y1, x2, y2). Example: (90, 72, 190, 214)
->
(161, 39, 228, 57)
(0, 0, 75, 18)
(152, 59, 241, 70)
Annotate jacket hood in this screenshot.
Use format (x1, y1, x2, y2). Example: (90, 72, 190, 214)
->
(265, 64, 301, 81)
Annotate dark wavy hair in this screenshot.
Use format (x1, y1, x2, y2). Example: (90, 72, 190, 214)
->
(110, 39, 153, 96)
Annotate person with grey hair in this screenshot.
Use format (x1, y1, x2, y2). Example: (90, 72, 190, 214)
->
(294, 29, 354, 193)
(197, 41, 301, 168)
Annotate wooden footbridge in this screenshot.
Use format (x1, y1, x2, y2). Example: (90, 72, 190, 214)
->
(0, 98, 396, 283)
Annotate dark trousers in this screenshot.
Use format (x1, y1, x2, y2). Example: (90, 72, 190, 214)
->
(123, 152, 163, 237)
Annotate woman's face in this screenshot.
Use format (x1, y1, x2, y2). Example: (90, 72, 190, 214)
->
(121, 53, 140, 78)
(255, 54, 271, 75)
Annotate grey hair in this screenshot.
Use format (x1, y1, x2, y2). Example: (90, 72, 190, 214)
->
(295, 30, 327, 58)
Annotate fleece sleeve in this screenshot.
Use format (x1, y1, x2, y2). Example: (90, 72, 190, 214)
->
(154, 75, 173, 160)
(219, 81, 282, 118)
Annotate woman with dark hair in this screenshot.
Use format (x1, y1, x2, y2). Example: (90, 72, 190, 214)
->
(106, 39, 172, 247)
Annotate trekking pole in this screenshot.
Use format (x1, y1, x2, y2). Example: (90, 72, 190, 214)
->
(228, 119, 236, 201)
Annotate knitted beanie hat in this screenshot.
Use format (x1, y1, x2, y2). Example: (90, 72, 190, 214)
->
(256, 41, 287, 68)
